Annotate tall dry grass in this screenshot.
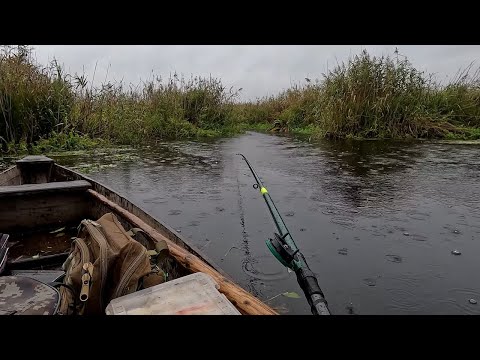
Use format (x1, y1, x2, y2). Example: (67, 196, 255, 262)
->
(0, 46, 240, 152)
(243, 50, 480, 139)
(1, 46, 480, 154)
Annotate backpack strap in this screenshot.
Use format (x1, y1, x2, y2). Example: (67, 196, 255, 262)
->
(50, 282, 79, 315)
(0, 233, 9, 275)
(127, 228, 169, 257)
(127, 228, 170, 287)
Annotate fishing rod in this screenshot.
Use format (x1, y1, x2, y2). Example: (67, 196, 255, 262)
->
(237, 154, 330, 315)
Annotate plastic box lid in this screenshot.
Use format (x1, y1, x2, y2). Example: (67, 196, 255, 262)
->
(105, 272, 241, 315)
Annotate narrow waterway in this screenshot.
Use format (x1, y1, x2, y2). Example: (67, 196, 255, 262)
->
(3, 131, 479, 314)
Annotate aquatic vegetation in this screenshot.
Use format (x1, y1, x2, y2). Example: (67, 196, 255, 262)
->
(71, 162, 118, 174)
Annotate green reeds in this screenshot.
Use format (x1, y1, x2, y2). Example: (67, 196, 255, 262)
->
(1, 45, 480, 155)
(240, 50, 480, 139)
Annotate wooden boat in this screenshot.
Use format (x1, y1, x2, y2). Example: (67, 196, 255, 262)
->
(0, 155, 277, 315)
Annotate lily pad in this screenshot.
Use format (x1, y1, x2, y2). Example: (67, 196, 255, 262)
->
(267, 291, 302, 302)
(282, 292, 301, 299)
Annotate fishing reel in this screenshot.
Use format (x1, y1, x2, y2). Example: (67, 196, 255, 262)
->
(266, 232, 300, 271)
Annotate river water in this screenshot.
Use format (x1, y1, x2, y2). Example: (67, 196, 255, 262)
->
(2, 131, 480, 314)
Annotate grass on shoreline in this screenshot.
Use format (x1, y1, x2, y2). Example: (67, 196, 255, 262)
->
(1, 45, 480, 155)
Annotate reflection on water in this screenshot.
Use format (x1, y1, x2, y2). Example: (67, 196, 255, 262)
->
(2, 133, 480, 315)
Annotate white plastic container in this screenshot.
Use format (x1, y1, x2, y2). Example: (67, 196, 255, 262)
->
(105, 272, 241, 315)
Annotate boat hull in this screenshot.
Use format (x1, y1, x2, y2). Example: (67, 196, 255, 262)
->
(0, 156, 277, 315)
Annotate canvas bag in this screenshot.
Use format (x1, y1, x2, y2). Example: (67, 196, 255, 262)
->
(57, 212, 169, 315)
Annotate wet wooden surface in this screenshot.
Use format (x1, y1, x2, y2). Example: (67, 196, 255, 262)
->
(0, 180, 91, 197)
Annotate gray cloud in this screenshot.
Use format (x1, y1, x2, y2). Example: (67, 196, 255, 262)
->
(33, 45, 480, 101)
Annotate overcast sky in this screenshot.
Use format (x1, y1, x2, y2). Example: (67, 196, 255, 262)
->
(33, 45, 480, 101)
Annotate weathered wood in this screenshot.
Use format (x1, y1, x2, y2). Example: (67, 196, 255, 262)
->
(88, 189, 278, 315)
(0, 192, 89, 232)
(16, 156, 54, 184)
(7, 252, 69, 270)
(0, 167, 21, 186)
(16, 155, 54, 165)
(0, 180, 91, 198)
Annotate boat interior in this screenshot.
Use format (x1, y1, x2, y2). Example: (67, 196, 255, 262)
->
(1, 156, 269, 315)
(1, 156, 186, 277)
(0, 156, 277, 315)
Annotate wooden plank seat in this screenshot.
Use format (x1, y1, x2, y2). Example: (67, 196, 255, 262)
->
(0, 180, 91, 198)
(0, 180, 92, 233)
